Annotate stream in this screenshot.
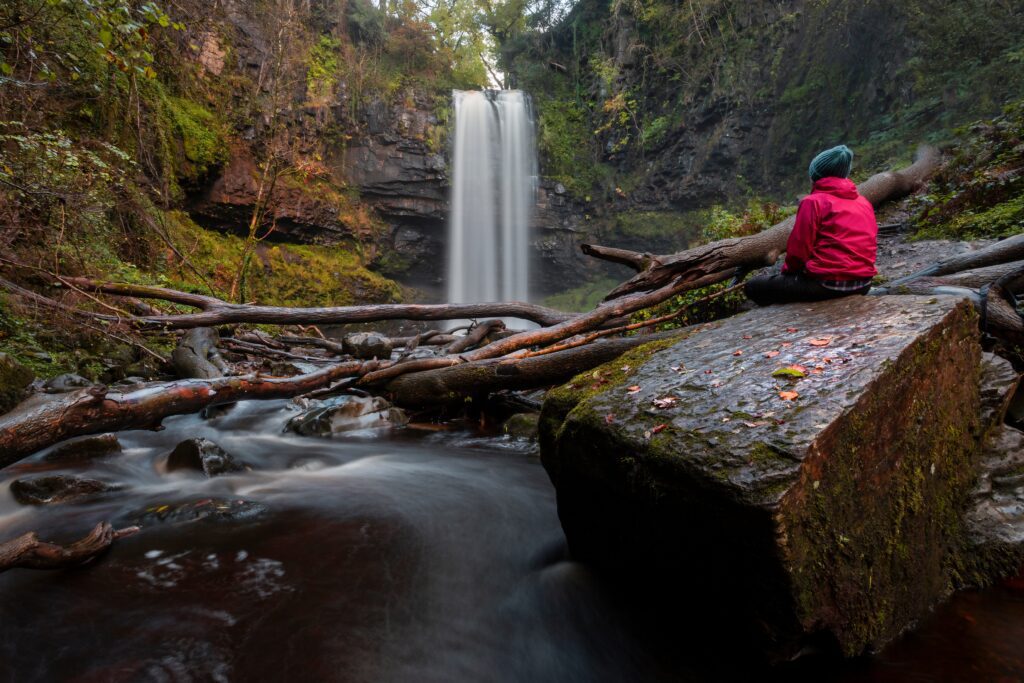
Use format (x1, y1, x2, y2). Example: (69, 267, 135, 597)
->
(1, 400, 1023, 682)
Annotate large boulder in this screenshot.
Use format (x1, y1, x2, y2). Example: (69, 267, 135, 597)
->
(540, 295, 993, 658)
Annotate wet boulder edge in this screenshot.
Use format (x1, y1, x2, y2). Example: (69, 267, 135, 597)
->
(540, 295, 999, 658)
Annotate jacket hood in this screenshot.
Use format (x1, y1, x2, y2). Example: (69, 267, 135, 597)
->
(812, 177, 859, 199)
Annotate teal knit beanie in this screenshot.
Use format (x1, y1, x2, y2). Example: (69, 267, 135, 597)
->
(808, 145, 854, 181)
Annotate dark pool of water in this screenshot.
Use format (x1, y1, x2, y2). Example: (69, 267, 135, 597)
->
(1, 400, 1022, 682)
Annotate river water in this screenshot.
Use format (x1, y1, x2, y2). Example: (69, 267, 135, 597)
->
(1, 400, 1022, 682)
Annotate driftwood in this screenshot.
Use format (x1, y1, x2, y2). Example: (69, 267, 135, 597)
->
(0, 523, 139, 573)
(0, 362, 382, 465)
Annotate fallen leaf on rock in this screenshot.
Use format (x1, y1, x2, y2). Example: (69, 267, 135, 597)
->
(786, 327, 798, 333)
(744, 421, 770, 428)
(742, 335, 753, 340)
(733, 350, 743, 356)
(627, 385, 641, 394)
(778, 391, 799, 401)
(704, 370, 714, 375)
(809, 338, 832, 347)
(763, 350, 780, 359)
(652, 396, 678, 409)
(651, 423, 669, 434)
(605, 413, 615, 424)
(772, 366, 806, 379)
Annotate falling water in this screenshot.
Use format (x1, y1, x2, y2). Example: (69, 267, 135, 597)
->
(448, 90, 537, 305)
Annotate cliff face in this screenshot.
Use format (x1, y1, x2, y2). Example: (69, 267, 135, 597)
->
(170, 0, 1024, 299)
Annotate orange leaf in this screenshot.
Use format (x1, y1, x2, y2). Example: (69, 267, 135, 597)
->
(733, 350, 743, 356)
(786, 327, 798, 333)
(627, 385, 641, 394)
(651, 423, 669, 434)
(763, 350, 780, 358)
(778, 391, 799, 401)
(809, 338, 832, 347)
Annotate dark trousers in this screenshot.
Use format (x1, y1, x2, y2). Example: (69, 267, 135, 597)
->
(744, 272, 871, 306)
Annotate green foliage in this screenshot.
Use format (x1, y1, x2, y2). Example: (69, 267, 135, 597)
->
(910, 100, 1024, 240)
(307, 35, 342, 101)
(0, 0, 181, 86)
(701, 201, 795, 243)
(536, 97, 604, 197)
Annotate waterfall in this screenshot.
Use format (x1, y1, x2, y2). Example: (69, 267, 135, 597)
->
(448, 90, 537, 306)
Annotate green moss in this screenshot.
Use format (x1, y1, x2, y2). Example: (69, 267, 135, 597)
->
(161, 211, 401, 306)
(164, 96, 229, 174)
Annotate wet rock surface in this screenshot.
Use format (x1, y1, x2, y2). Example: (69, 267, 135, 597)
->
(43, 374, 94, 393)
(164, 438, 251, 477)
(541, 295, 987, 658)
(287, 394, 408, 435)
(11, 475, 122, 505)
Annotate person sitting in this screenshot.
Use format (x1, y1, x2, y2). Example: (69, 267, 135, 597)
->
(745, 145, 877, 306)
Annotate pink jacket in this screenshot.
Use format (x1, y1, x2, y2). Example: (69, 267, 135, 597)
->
(783, 177, 878, 280)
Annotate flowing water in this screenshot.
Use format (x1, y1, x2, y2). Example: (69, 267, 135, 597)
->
(448, 90, 536, 306)
(1, 401, 1023, 682)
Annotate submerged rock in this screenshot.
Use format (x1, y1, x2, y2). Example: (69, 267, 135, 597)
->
(342, 332, 393, 360)
(540, 295, 990, 658)
(44, 434, 123, 463)
(502, 413, 540, 440)
(128, 499, 268, 527)
(287, 394, 408, 435)
(11, 475, 122, 505)
(0, 352, 34, 413)
(164, 438, 250, 477)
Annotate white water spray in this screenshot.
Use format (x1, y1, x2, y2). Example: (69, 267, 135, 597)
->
(448, 90, 537, 305)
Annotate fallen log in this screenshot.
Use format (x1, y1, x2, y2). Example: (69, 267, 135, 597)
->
(0, 523, 139, 573)
(386, 329, 692, 407)
(588, 148, 939, 300)
(0, 361, 383, 465)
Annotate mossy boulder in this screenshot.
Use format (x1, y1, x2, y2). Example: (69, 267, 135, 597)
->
(540, 295, 990, 658)
(0, 352, 34, 414)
